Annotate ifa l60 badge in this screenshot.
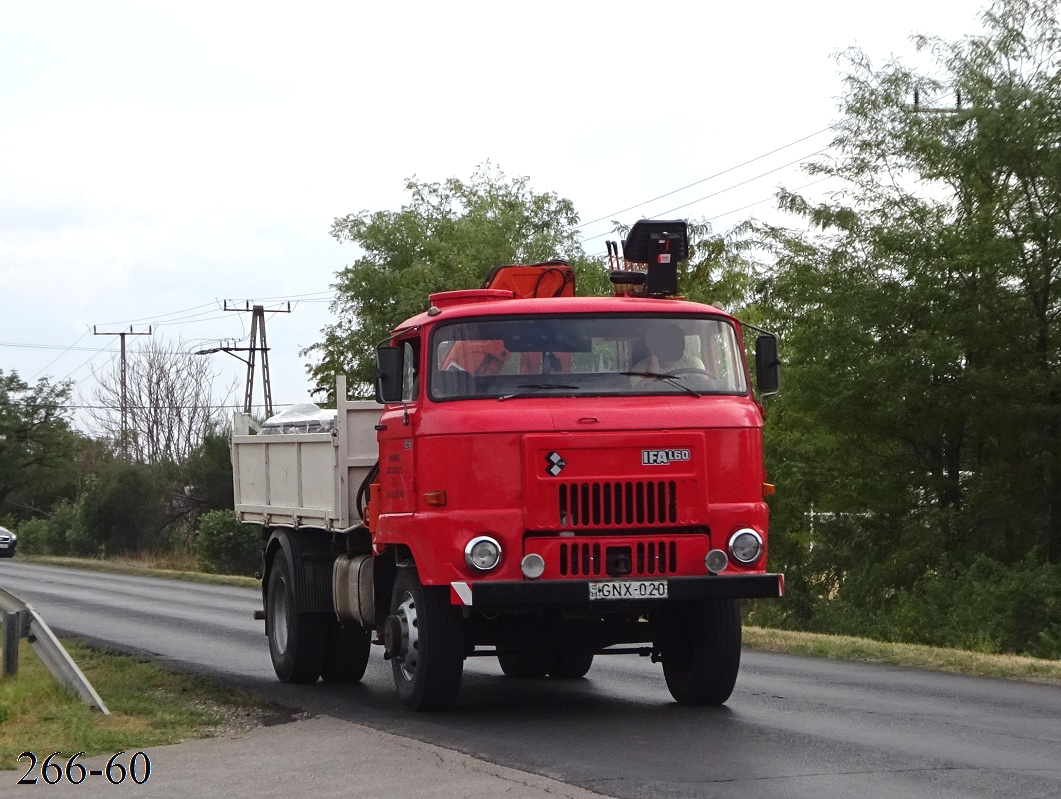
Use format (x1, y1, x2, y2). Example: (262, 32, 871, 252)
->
(641, 449, 691, 466)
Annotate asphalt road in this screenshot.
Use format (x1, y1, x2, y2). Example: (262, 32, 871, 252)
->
(2, 560, 1059, 799)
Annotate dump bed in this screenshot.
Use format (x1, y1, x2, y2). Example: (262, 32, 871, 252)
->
(231, 377, 379, 530)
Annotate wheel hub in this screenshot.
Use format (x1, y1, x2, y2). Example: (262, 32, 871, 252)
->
(270, 576, 289, 654)
(386, 594, 418, 680)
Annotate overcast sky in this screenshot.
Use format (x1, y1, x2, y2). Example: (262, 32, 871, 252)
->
(1, 0, 986, 426)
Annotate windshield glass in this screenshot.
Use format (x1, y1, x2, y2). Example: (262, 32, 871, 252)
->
(430, 314, 747, 400)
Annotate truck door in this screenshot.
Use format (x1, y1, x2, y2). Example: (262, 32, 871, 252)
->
(377, 338, 419, 515)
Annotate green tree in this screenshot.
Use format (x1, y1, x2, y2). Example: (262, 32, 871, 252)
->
(752, 0, 1061, 640)
(0, 370, 79, 521)
(181, 429, 235, 515)
(307, 164, 606, 397)
(78, 461, 169, 555)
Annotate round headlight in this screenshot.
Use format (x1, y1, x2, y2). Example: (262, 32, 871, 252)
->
(465, 536, 502, 571)
(728, 529, 764, 564)
(521, 553, 546, 579)
(705, 548, 729, 574)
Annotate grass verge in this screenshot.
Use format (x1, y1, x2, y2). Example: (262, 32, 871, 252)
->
(18, 555, 258, 589)
(744, 625, 1061, 684)
(0, 634, 290, 771)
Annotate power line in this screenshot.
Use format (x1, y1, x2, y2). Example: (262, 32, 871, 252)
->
(574, 92, 955, 242)
(56, 343, 116, 383)
(583, 175, 837, 260)
(88, 291, 331, 330)
(152, 312, 234, 328)
(30, 329, 91, 378)
(93, 301, 221, 327)
(653, 148, 832, 217)
(2, 340, 104, 352)
(580, 147, 833, 244)
(575, 126, 834, 233)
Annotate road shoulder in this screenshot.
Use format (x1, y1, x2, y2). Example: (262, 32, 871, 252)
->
(0, 715, 615, 799)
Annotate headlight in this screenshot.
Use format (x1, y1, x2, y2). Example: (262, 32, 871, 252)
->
(465, 536, 502, 571)
(728, 528, 763, 564)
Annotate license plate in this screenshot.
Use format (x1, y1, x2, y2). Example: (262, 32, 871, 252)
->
(0, 543, 8, 549)
(588, 580, 668, 600)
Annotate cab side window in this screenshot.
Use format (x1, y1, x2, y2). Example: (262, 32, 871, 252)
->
(401, 340, 419, 402)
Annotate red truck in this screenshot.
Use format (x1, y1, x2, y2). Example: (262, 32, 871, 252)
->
(232, 219, 783, 711)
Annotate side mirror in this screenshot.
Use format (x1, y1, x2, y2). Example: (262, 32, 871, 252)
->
(375, 346, 403, 404)
(755, 334, 780, 394)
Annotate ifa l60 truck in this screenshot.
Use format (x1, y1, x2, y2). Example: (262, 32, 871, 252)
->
(232, 219, 783, 711)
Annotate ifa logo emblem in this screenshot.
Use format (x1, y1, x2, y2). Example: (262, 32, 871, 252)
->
(641, 449, 691, 466)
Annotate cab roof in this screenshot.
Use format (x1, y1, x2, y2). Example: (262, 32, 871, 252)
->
(394, 294, 736, 334)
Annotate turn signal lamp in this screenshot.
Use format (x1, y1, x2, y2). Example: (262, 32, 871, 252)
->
(521, 553, 546, 579)
(705, 549, 729, 574)
(423, 491, 447, 507)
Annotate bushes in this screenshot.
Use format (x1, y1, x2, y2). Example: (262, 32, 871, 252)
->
(749, 553, 1061, 660)
(195, 510, 261, 576)
(14, 517, 52, 555)
(889, 555, 1061, 659)
(15, 501, 87, 556)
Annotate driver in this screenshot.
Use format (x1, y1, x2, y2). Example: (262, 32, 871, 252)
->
(633, 323, 705, 373)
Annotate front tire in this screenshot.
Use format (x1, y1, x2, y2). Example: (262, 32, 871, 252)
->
(387, 568, 464, 711)
(266, 551, 327, 683)
(658, 599, 741, 705)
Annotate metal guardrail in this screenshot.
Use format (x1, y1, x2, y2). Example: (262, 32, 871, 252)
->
(0, 586, 110, 714)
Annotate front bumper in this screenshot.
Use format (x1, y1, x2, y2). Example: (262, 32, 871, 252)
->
(450, 573, 784, 611)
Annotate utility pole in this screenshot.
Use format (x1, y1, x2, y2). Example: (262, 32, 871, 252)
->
(196, 301, 291, 418)
(92, 325, 153, 457)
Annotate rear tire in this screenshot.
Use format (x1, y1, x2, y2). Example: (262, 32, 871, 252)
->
(266, 552, 327, 683)
(498, 652, 552, 678)
(549, 653, 594, 679)
(659, 599, 741, 705)
(320, 619, 371, 683)
(388, 568, 464, 711)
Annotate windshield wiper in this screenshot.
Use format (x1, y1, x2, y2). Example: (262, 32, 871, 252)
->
(499, 383, 580, 401)
(620, 371, 702, 398)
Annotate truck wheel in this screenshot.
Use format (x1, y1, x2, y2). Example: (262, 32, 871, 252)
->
(266, 552, 327, 683)
(385, 568, 464, 711)
(659, 599, 741, 705)
(549, 653, 594, 679)
(320, 620, 371, 683)
(497, 653, 551, 678)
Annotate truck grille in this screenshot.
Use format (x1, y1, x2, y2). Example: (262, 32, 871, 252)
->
(525, 533, 709, 580)
(558, 540, 679, 577)
(558, 481, 677, 528)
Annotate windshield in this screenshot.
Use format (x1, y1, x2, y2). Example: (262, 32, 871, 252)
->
(430, 314, 747, 400)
